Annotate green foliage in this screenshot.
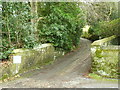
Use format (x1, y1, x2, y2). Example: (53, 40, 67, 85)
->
(88, 73, 118, 82)
(81, 26, 99, 41)
(96, 18, 120, 38)
(81, 32, 91, 39)
(80, 2, 118, 42)
(38, 2, 85, 51)
(1, 2, 85, 60)
(91, 46, 119, 78)
(87, 18, 120, 42)
(84, 2, 118, 26)
(1, 2, 37, 60)
(81, 25, 92, 39)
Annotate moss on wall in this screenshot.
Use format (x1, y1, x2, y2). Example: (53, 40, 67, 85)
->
(91, 36, 119, 78)
(91, 35, 116, 46)
(0, 43, 63, 80)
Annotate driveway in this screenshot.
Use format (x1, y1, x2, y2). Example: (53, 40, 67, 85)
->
(0, 38, 118, 88)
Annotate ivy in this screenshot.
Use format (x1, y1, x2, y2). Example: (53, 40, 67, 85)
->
(38, 2, 85, 51)
(1, 2, 85, 60)
(1, 2, 37, 60)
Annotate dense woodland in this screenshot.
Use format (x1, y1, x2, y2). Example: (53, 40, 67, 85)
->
(1, 2, 119, 61)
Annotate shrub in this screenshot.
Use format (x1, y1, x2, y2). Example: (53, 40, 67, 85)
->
(38, 2, 85, 51)
(98, 18, 120, 37)
(87, 18, 120, 42)
(1, 2, 37, 60)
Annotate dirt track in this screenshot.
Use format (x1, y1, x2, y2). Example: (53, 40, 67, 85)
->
(0, 38, 118, 88)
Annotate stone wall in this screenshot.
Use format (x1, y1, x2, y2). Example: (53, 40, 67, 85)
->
(0, 43, 63, 80)
(91, 35, 119, 78)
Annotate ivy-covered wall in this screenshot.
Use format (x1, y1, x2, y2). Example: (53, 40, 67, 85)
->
(91, 36, 119, 78)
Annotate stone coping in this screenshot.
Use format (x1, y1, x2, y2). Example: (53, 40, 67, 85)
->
(91, 35, 116, 46)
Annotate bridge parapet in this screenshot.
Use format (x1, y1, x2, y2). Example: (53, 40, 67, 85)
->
(0, 43, 64, 81)
(91, 35, 119, 78)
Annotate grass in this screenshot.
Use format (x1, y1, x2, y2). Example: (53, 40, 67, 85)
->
(88, 73, 118, 82)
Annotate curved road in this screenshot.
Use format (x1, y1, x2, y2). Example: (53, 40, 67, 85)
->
(0, 38, 118, 88)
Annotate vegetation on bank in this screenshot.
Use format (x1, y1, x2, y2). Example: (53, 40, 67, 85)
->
(88, 73, 118, 82)
(81, 2, 119, 42)
(91, 44, 119, 78)
(81, 2, 119, 79)
(88, 18, 120, 43)
(37, 3, 85, 51)
(1, 2, 119, 79)
(1, 2, 119, 61)
(1, 2, 85, 60)
(1, 2, 35, 60)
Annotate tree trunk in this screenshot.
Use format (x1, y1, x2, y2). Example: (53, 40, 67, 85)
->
(30, 0, 39, 42)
